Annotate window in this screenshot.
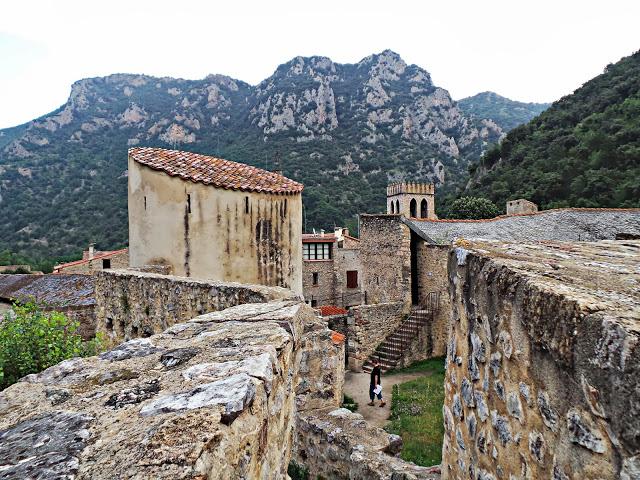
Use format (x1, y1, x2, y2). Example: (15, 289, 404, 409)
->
(410, 198, 417, 217)
(303, 242, 332, 260)
(312, 272, 319, 285)
(144, 196, 147, 211)
(311, 299, 318, 307)
(187, 194, 192, 214)
(346, 270, 358, 289)
(102, 258, 111, 269)
(390, 201, 395, 214)
(420, 199, 428, 218)
(396, 200, 400, 214)
(245, 196, 249, 214)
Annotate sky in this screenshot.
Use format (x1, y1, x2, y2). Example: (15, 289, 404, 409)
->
(0, 0, 639, 129)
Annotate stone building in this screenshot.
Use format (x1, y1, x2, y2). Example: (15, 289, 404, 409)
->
(352, 185, 640, 371)
(302, 227, 362, 308)
(53, 245, 129, 274)
(0, 274, 96, 338)
(128, 147, 303, 295)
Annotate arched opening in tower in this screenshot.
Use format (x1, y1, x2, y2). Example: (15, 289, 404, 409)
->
(410, 198, 417, 218)
(421, 199, 428, 218)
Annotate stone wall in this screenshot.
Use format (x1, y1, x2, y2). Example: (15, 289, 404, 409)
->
(302, 259, 335, 306)
(347, 302, 406, 371)
(0, 300, 328, 479)
(293, 408, 441, 479)
(442, 240, 640, 480)
(95, 269, 297, 341)
(359, 215, 411, 306)
(415, 243, 451, 358)
(295, 315, 345, 412)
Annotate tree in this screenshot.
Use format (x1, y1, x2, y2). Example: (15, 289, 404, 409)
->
(446, 196, 501, 220)
(0, 303, 103, 389)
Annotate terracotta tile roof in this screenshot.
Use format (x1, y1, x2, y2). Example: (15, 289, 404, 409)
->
(319, 305, 348, 316)
(53, 248, 128, 273)
(129, 147, 303, 194)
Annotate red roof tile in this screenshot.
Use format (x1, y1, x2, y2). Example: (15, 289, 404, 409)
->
(319, 305, 348, 316)
(53, 248, 128, 273)
(331, 331, 346, 345)
(129, 147, 303, 195)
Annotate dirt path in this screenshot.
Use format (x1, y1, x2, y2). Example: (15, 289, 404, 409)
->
(343, 370, 431, 428)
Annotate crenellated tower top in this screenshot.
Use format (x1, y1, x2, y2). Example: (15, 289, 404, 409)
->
(386, 182, 436, 219)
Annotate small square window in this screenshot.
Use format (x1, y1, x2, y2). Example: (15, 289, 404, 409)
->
(103, 258, 111, 269)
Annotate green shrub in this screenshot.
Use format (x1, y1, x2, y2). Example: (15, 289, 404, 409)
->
(445, 196, 501, 219)
(287, 460, 309, 480)
(0, 302, 104, 390)
(341, 393, 359, 412)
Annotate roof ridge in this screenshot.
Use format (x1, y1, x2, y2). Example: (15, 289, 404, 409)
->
(411, 207, 640, 224)
(129, 147, 303, 195)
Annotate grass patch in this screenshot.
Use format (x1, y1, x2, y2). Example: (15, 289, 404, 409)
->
(386, 356, 446, 376)
(385, 357, 445, 467)
(341, 393, 358, 412)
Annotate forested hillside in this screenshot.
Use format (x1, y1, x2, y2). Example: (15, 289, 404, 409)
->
(457, 92, 549, 132)
(466, 51, 640, 210)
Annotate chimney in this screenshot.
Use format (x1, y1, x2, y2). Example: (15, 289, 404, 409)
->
(88, 243, 95, 260)
(320, 229, 325, 237)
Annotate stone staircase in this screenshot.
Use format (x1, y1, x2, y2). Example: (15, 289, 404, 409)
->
(362, 308, 433, 373)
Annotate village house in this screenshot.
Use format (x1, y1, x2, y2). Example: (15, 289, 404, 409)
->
(127, 147, 304, 295)
(53, 244, 129, 274)
(302, 227, 362, 308)
(0, 274, 96, 338)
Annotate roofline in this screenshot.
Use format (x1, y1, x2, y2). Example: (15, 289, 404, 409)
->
(343, 234, 361, 242)
(410, 207, 640, 224)
(53, 248, 128, 271)
(129, 148, 303, 195)
(402, 218, 437, 244)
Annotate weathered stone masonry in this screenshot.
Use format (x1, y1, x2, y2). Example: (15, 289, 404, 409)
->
(95, 269, 298, 341)
(0, 300, 341, 479)
(442, 240, 640, 480)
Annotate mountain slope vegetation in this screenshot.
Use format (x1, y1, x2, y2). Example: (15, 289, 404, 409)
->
(465, 51, 640, 210)
(457, 91, 549, 132)
(0, 50, 508, 264)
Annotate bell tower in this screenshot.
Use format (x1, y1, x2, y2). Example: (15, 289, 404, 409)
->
(387, 182, 436, 219)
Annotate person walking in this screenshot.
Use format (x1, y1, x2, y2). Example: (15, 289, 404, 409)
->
(368, 359, 386, 407)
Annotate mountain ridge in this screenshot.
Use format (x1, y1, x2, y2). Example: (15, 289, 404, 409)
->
(0, 50, 530, 265)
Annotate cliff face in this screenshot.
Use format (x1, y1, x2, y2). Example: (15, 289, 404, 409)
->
(0, 50, 503, 261)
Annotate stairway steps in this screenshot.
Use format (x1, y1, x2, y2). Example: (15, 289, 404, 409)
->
(361, 308, 436, 373)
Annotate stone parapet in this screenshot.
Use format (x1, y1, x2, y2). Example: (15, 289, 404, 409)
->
(294, 408, 441, 479)
(0, 300, 335, 479)
(442, 240, 640, 480)
(95, 269, 298, 341)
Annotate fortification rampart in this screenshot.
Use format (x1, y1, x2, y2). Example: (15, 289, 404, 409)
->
(95, 269, 298, 341)
(442, 240, 640, 479)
